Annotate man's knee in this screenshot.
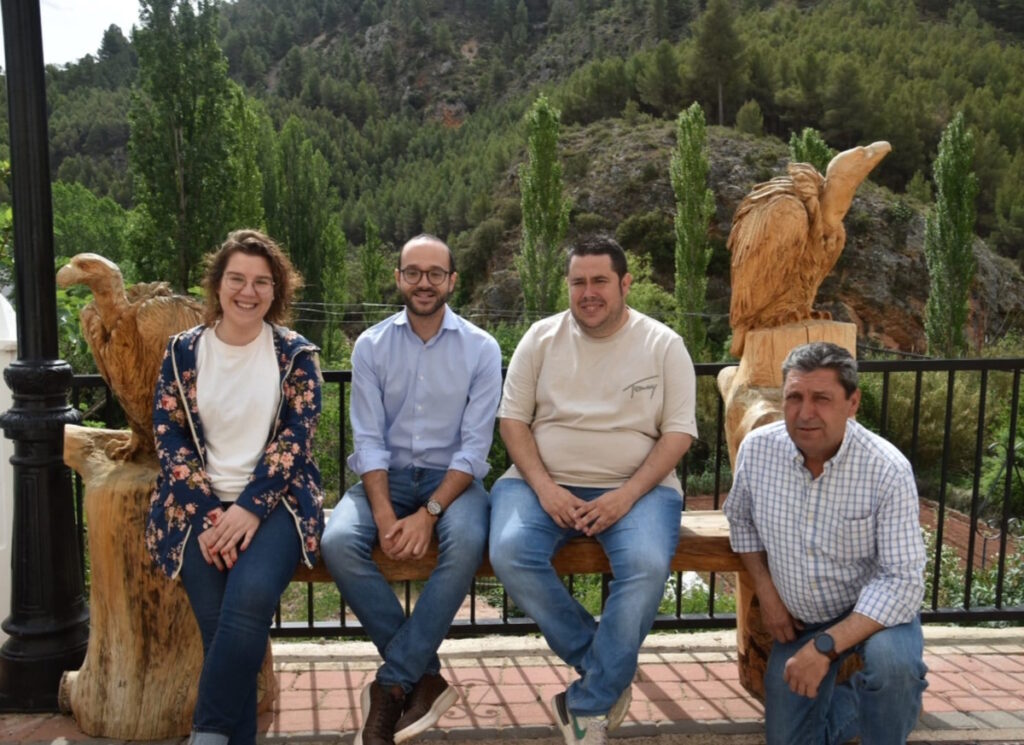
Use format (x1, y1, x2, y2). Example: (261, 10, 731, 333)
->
(321, 512, 374, 568)
(859, 623, 926, 691)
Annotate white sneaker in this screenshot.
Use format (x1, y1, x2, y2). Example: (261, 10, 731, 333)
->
(551, 691, 608, 745)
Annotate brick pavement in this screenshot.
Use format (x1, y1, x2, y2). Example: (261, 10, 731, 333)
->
(2, 628, 1023, 744)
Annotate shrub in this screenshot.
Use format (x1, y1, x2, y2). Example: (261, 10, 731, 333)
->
(735, 99, 764, 136)
(858, 369, 985, 476)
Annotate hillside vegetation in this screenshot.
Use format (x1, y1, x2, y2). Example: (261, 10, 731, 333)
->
(1, 0, 1023, 357)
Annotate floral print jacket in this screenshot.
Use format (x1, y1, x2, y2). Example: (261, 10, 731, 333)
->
(145, 323, 325, 578)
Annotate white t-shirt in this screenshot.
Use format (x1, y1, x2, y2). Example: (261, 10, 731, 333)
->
(196, 323, 281, 502)
(498, 308, 698, 493)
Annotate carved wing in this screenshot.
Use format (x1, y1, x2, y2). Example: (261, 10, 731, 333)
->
(79, 303, 114, 386)
(727, 193, 811, 330)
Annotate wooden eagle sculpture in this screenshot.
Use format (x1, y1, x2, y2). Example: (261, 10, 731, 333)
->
(727, 140, 891, 357)
(57, 253, 205, 461)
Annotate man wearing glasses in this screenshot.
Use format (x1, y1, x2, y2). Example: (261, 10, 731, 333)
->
(321, 234, 502, 745)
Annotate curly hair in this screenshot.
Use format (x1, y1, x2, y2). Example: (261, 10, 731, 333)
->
(201, 229, 303, 327)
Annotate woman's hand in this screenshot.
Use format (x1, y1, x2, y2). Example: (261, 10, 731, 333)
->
(205, 504, 261, 569)
(197, 518, 227, 570)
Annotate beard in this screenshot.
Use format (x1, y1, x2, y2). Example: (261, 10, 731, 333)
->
(402, 284, 450, 317)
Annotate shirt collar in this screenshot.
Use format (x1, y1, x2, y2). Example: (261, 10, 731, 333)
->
(394, 305, 459, 336)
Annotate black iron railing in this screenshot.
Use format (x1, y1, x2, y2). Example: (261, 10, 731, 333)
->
(69, 357, 1024, 639)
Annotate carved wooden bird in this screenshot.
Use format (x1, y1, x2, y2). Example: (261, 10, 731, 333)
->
(57, 253, 205, 461)
(727, 141, 891, 357)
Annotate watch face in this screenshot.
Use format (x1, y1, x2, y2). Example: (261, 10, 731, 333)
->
(814, 633, 835, 655)
(427, 499, 442, 516)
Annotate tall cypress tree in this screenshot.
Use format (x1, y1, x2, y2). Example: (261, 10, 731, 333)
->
(670, 102, 715, 359)
(264, 117, 342, 346)
(924, 112, 978, 357)
(518, 95, 571, 316)
(129, 0, 259, 290)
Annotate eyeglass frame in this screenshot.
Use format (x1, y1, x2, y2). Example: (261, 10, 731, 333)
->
(222, 272, 276, 295)
(398, 266, 452, 286)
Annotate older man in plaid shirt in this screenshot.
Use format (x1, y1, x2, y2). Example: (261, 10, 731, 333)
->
(724, 342, 927, 745)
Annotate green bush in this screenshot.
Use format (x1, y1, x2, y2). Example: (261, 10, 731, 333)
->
(735, 99, 764, 136)
(858, 370, 986, 476)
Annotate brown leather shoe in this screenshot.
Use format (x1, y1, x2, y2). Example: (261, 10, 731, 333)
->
(356, 681, 406, 745)
(394, 673, 459, 743)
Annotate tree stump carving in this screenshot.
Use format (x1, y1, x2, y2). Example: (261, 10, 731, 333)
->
(59, 425, 275, 739)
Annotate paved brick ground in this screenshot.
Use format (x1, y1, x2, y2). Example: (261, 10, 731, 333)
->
(2, 629, 1023, 744)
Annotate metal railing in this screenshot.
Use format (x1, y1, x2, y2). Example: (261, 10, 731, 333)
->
(69, 357, 1024, 639)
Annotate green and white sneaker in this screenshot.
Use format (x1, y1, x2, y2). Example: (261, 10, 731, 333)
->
(551, 691, 608, 745)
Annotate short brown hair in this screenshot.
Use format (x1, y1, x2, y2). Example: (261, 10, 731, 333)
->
(202, 229, 303, 326)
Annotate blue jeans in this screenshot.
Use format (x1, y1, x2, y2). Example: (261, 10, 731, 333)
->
(320, 467, 489, 691)
(180, 503, 302, 745)
(488, 478, 682, 716)
(764, 614, 928, 745)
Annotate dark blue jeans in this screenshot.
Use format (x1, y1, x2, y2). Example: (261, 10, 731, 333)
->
(180, 503, 301, 745)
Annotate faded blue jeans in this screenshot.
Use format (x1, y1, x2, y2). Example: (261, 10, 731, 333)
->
(180, 502, 302, 745)
(764, 614, 928, 745)
(320, 467, 489, 691)
(488, 478, 682, 717)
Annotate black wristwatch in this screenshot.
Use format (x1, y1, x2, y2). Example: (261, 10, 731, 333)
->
(426, 498, 444, 518)
(813, 631, 839, 662)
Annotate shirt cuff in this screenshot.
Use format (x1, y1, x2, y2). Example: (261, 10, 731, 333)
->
(347, 448, 391, 476)
(449, 451, 490, 481)
(854, 586, 922, 627)
(728, 527, 764, 554)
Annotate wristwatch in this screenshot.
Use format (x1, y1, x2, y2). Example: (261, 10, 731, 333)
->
(426, 498, 444, 518)
(813, 631, 839, 662)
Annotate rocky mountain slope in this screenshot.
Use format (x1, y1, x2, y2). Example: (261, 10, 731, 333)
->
(468, 119, 1024, 356)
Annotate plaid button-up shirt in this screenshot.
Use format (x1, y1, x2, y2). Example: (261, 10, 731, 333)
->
(724, 419, 925, 626)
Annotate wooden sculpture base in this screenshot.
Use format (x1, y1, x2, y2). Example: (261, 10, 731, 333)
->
(59, 425, 275, 739)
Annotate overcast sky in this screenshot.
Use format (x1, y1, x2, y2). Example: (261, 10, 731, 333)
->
(1, 0, 142, 68)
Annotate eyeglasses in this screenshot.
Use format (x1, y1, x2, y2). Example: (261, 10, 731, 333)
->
(399, 267, 451, 286)
(223, 273, 275, 295)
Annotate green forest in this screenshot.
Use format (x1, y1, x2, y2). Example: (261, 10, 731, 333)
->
(1, 0, 1024, 364)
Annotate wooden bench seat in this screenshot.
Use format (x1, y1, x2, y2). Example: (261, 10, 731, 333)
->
(293, 508, 767, 698)
(293, 509, 744, 582)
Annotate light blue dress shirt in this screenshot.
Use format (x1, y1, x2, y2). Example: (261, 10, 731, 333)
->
(724, 419, 925, 627)
(347, 306, 502, 480)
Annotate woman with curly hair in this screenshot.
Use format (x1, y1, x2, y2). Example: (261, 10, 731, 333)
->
(146, 229, 324, 744)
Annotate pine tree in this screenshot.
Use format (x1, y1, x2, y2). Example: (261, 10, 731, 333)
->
(518, 96, 571, 316)
(129, 0, 257, 290)
(924, 112, 978, 357)
(647, 0, 668, 42)
(670, 102, 715, 359)
(359, 217, 389, 309)
(636, 40, 683, 116)
(690, 0, 742, 126)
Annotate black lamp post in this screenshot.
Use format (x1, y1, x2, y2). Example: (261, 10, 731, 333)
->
(0, 0, 89, 711)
